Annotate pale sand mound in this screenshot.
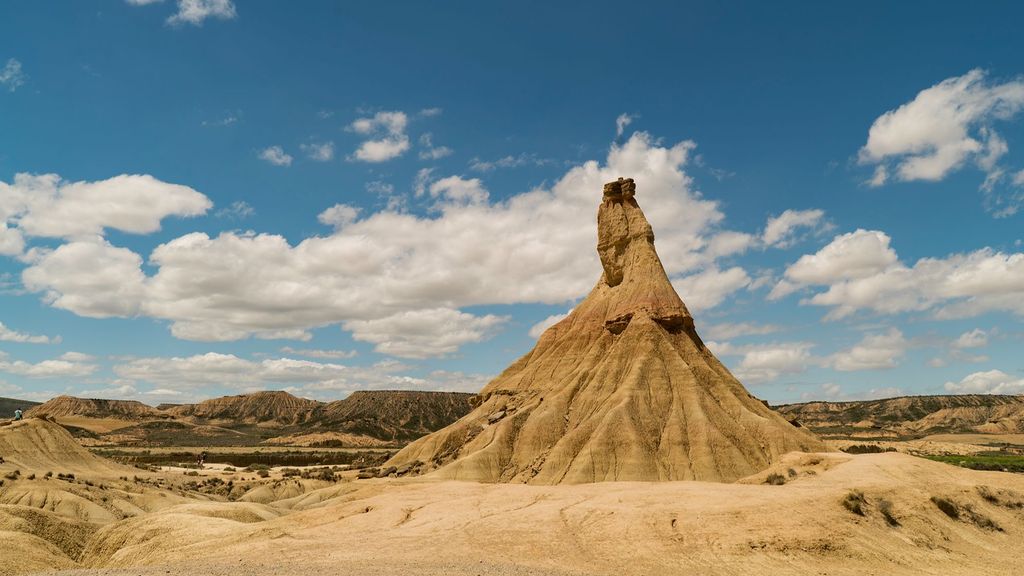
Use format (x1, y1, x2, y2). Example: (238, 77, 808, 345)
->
(0, 419, 134, 478)
(388, 178, 824, 484)
(32, 452, 1024, 576)
(0, 531, 77, 576)
(260, 431, 391, 448)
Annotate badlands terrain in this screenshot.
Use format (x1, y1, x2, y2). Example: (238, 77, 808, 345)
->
(2, 180, 1024, 575)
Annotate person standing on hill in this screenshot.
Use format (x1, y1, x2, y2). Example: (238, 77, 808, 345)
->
(13, 408, 22, 421)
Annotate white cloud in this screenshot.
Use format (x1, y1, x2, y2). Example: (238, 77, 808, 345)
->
(214, 200, 254, 220)
(774, 228, 1024, 320)
(0, 173, 211, 241)
(615, 113, 635, 138)
(859, 69, 1024, 213)
(418, 133, 453, 160)
(427, 176, 488, 206)
(953, 328, 988, 349)
(1, 58, 26, 92)
(671, 266, 750, 311)
(343, 308, 507, 359)
(528, 311, 571, 339)
(22, 239, 147, 318)
(944, 369, 1024, 395)
(705, 231, 756, 259)
(279, 347, 357, 360)
(0, 223, 25, 255)
(702, 322, 780, 341)
(301, 141, 335, 162)
(0, 321, 57, 344)
(0, 353, 97, 378)
(112, 352, 488, 398)
(828, 328, 906, 371)
(167, 0, 237, 26)
(762, 209, 827, 248)
(126, 0, 163, 5)
(258, 146, 293, 167)
(731, 342, 814, 383)
(317, 204, 361, 230)
(21, 133, 729, 358)
(469, 153, 550, 172)
(349, 111, 410, 162)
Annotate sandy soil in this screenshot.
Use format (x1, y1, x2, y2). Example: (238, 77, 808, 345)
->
(7, 419, 1024, 576)
(21, 451, 1024, 576)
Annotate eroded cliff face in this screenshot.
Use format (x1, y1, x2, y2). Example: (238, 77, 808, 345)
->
(387, 178, 826, 484)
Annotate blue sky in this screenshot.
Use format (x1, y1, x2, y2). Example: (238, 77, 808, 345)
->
(1, 0, 1024, 405)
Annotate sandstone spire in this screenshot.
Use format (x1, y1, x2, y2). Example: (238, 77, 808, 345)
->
(387, 178, 825, 483)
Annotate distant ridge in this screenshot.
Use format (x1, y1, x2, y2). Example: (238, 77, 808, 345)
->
(166, 391, 323, 426)
(317, 390, 475, 441)
(776, 394, 1024, 436)
(27, 395, 164, 420)
(0, 396, 41, 417)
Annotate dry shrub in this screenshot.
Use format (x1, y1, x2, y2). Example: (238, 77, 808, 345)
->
(842, 490, 867, 516)
(878, 499, 900, 527)
(764, 473, 786, 486)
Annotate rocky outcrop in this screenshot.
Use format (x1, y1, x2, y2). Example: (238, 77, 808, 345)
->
(165, 391, 322, 426)
(316, 391, 474, 442)
(777, 394, 1024, 437)
(27, 396, 164, 421)
(386, 178, 825, 484)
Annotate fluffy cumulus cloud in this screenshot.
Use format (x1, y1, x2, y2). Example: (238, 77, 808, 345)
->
(944, 369, 1024, 395)
(258, 146, 293, 167)
(22, 240, 148, 318)
(349, 111, 410, 162)
(772, 228, 1024, 320)
(733, 342, 814, 383)
(1, 58, 26, 92)
(859, 69, 1024, 215)
(701, 322, 780, 341)
(317, 204, 361, 230)
(762, 209, 827, 248)
(828, 328, 906, 371)
(167, 0, 237, 26)
(343, 308, 508, 359)
(111, 352, 490, 397)
(0, 352, 97, 378)
(20, 133, 736, 358)
(0, 173, 211, 243)
(671, 266, 751, 311)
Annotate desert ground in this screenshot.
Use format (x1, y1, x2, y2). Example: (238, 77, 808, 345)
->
(2, 417, 1024, 576)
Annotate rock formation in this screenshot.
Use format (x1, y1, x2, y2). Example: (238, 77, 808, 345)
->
(387, 177, 826, 483)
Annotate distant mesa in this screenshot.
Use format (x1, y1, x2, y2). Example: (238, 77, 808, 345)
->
(387, 177, 826, 483)
(27, 395, 165, 421)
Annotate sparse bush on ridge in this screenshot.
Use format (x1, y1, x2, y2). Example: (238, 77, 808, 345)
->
(878, 499, 900, 527)
(842, 491, 867, 516)
(764, 473, 786, 485)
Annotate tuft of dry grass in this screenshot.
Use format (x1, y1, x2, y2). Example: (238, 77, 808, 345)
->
(842, 490, 867, 516)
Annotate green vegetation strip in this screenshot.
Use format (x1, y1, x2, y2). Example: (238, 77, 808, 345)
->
(919, 453, 1024, 473)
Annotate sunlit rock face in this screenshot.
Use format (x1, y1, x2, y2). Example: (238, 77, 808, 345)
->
(387, 178, 826, 484)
